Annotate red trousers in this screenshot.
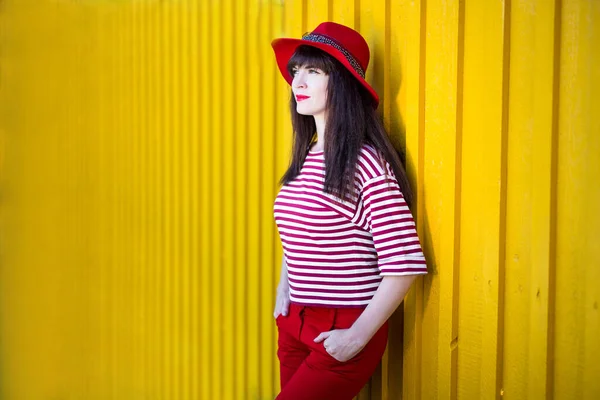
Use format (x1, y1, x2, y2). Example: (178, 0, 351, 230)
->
(275, 303, 388, 400)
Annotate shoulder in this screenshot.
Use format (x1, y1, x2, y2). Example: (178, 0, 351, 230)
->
(355, 143, 394, 184)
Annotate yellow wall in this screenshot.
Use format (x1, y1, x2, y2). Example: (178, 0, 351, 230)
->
(0, 1, 598, 399)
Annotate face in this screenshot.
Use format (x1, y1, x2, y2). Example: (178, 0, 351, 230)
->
(291, 65, 329, 118)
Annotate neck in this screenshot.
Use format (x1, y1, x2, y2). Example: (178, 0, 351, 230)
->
(312, 113, 326, 151)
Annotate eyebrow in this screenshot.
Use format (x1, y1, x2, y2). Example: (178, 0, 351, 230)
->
(292, 64, 320, 70)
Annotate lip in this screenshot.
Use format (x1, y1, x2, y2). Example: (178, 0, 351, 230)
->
(295, 95, 311, 102)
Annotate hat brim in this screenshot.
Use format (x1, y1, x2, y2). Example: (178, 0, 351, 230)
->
(271, 37, 380, 109)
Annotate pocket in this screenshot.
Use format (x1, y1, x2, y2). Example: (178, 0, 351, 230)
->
(276, 312, 291, 328)
(331, 308, 364, 330)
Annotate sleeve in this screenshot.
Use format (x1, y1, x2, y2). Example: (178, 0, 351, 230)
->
(361, 174, 428, 275)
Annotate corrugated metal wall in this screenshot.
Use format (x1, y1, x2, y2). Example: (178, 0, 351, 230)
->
(0, 1, 598, 399)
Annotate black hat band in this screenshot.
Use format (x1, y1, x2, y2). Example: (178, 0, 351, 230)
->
(301, 32, 366, 78)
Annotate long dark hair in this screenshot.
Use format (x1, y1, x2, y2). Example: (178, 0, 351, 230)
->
(280, 45, 413, 207)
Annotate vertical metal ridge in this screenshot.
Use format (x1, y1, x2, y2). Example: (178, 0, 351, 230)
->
(179, 3, 188, 398)
(380, 2, 392, 398)
(120, 3, 127, 392)
(414, 0, 427, 394)
(212, 0, 224, 397)
(302, 0, 308, 33)
(132, 3, 140, 393)
(496, 0, 512, 397)
(173, 4, 185, 399)
(260, 3, 276, 397)
(246, 0, 260, 395)
(161, 4, 171, 397)
(271, 1, 285, 394)
(165, 5, 176, 399)
(272, 0, 288, 392)
(128, 3, 136, 385)
(149, 4, 159, 397)
(401, 0, 429, 398)
(203, 0, 216, 396)
(198, 0, 212, 396)
(156, 4, 166, 397)
(546, 1, 562, 398)
(142, 5, 148, 394)
(171, 6, 179, 396)
(139, 4, 148, 392)
(109, 8, 119, 397)
(221, 0, 236, 397)
(231, 0, 241, 394)
(180, 3, 193, 399)
(213, 1, 226, 397)
(148, 4, 156, 396)
(383, 0, 391, 131)
(115, 12, 126, 393)
(104, 6, 113, 397)
(99, 8, 108, 395)
(451, 1, 466, 398)
(118, 5, 126, 393)
(354, 0, 360, 31)
(127, 4, 136, 391)
(235, 0, 250, 396)
(166, 5, 176, 398)
(416, 0, 427, 233)
(188, 1, 200, 398)
(254, 1, 264, 395)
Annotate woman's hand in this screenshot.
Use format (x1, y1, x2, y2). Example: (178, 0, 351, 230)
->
(314, 276, 418, 362)
(314, 329, 366, 362)
(273, 284, 291, 318)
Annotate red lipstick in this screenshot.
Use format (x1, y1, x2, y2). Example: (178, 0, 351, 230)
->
(295, 95, 310, 102)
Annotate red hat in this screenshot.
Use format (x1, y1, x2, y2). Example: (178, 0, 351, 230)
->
(271, 22, 379, 108)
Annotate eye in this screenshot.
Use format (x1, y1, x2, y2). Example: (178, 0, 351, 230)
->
(308, 68, 320, 74)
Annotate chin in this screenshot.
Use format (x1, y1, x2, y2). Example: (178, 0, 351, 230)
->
(296, 106, 322, 116)
(296, 108, 314, 116)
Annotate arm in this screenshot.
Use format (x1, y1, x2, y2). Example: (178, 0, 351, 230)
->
(349, 274, 416, 343)
(314, 274, 418, 362)
(277, 254, 288, 290)
(273, 254, 291, 318)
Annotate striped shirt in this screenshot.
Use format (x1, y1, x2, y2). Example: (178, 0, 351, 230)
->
(274, 144, 427, 307)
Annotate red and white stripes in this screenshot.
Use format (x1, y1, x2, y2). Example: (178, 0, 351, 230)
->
(274, 144, 427, 307)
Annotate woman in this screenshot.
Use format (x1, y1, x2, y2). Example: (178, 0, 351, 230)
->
(271, 22, 428, 399)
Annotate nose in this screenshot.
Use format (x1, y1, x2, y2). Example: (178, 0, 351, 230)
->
(292, 71, 307, 89)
